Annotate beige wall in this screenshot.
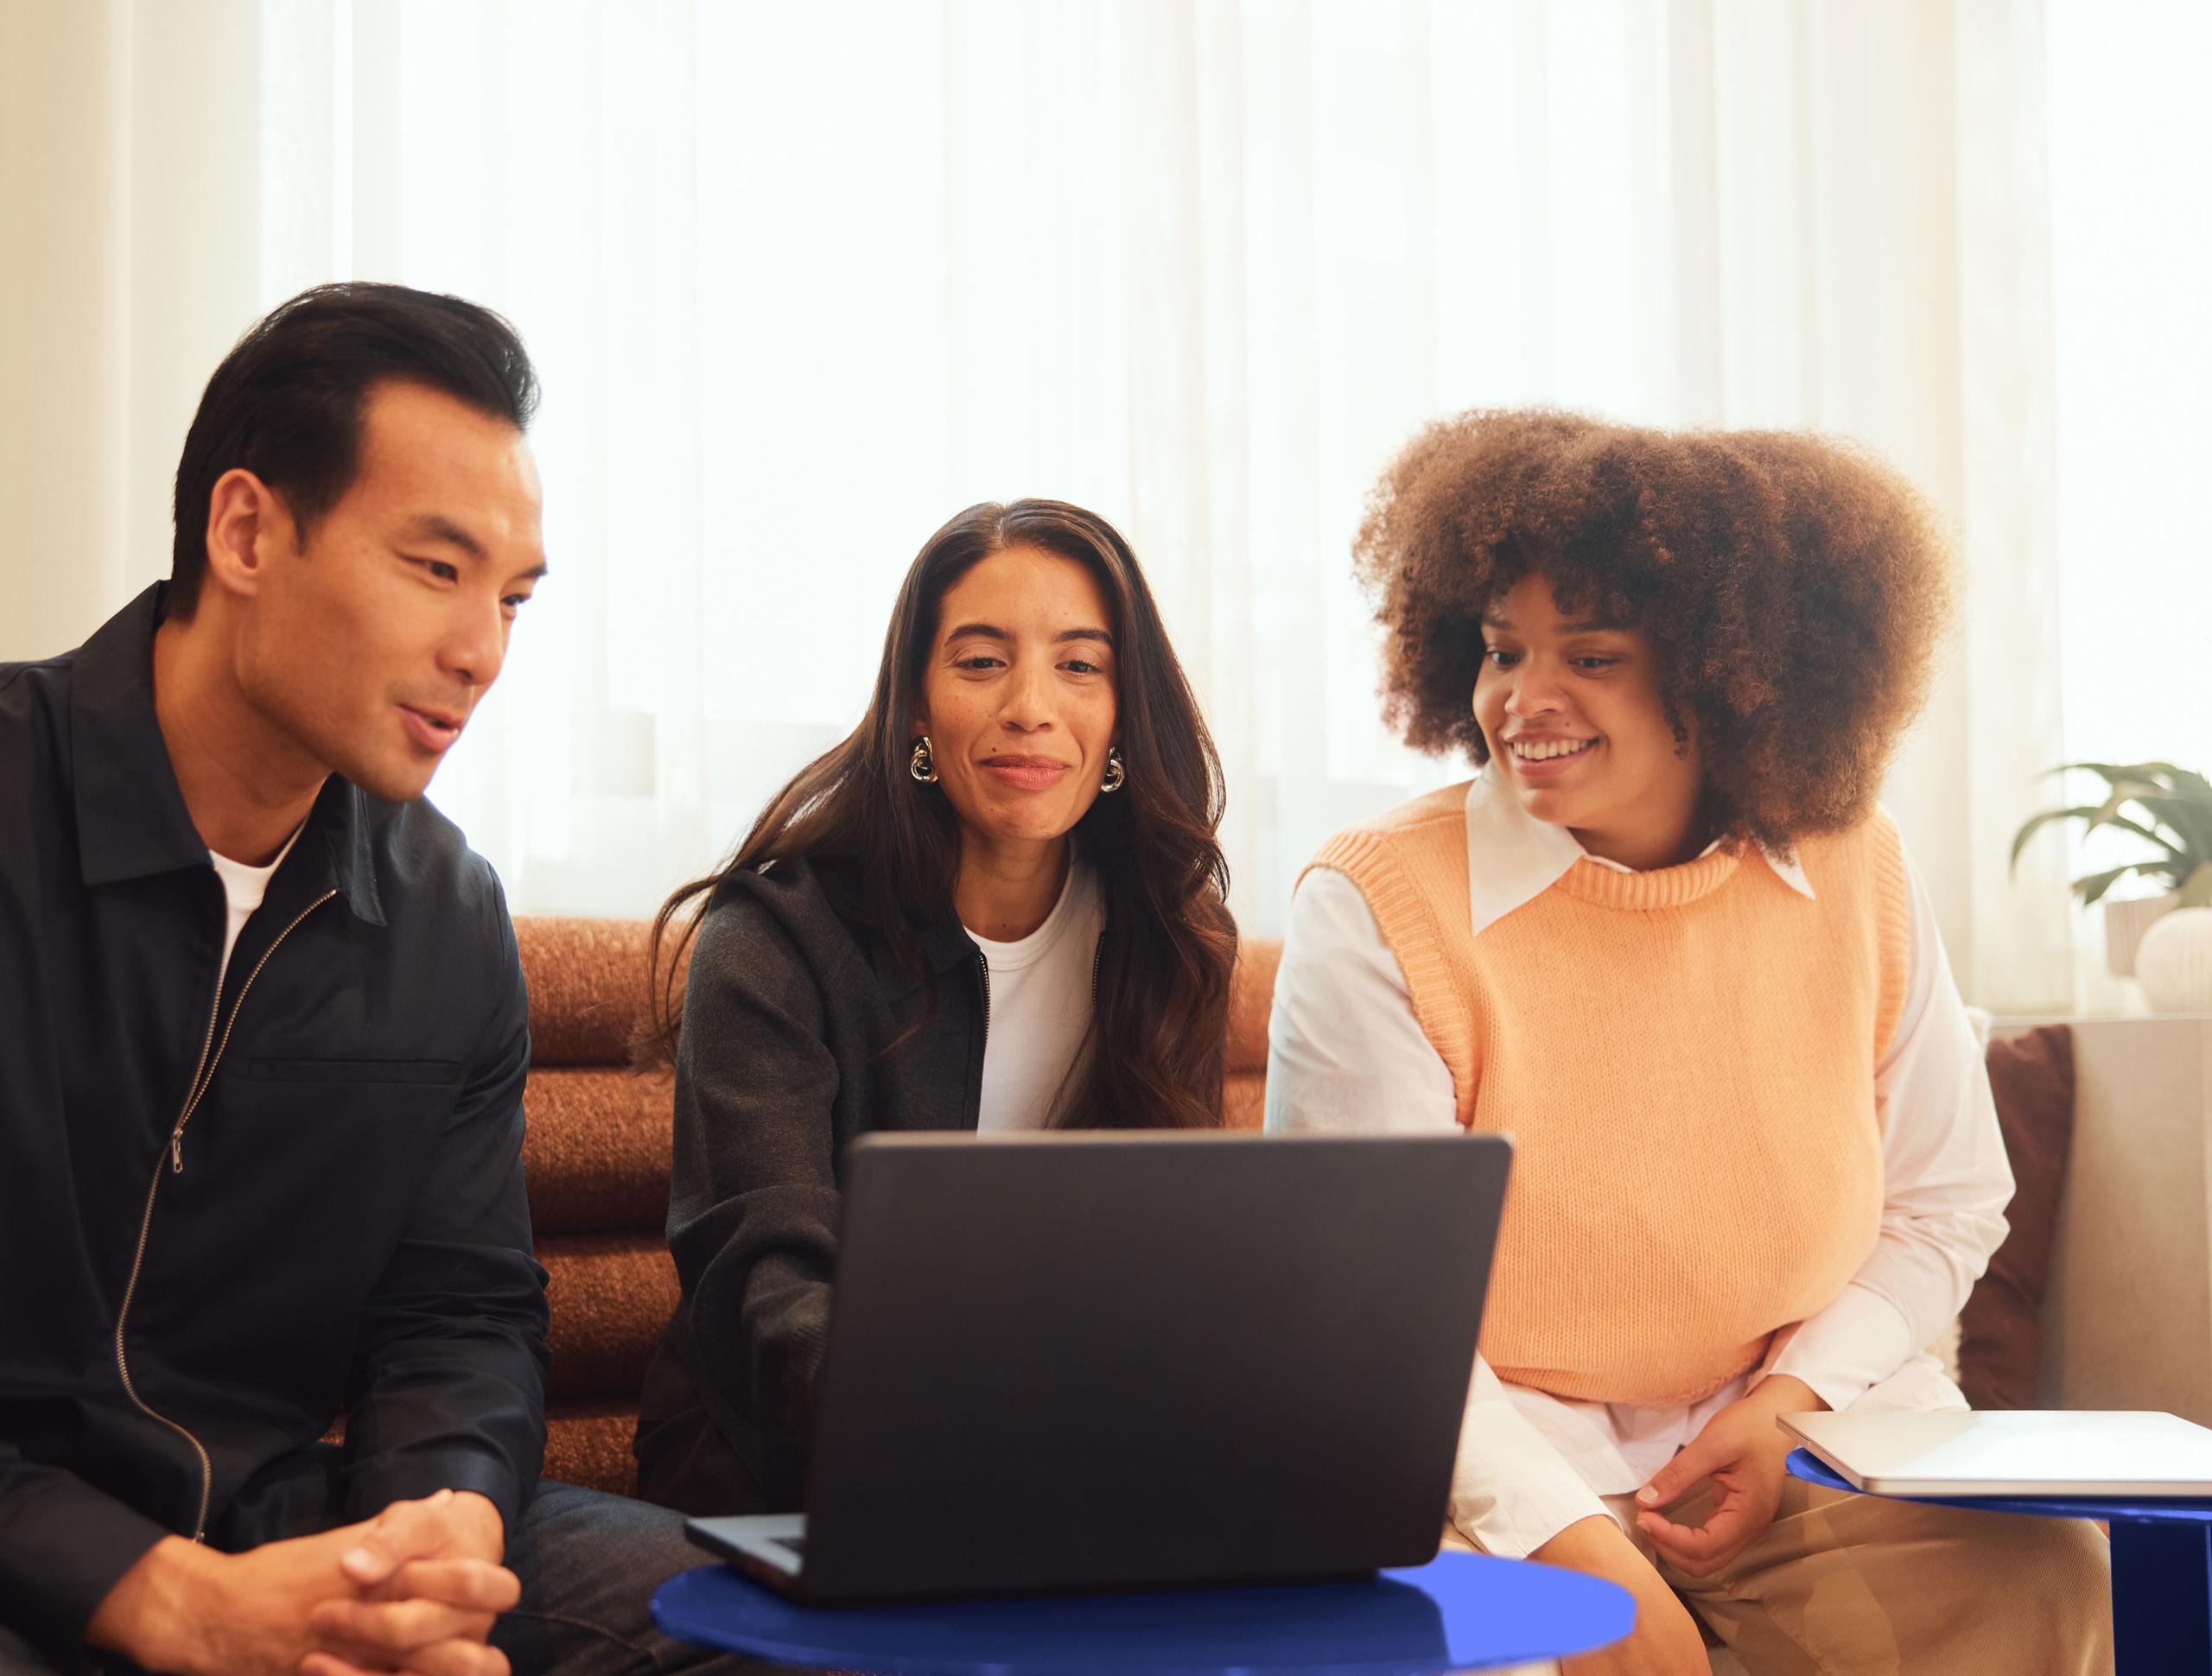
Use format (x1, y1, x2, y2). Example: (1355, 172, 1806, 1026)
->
(0, 0, 265, 663)
(1, 0, 131, 663)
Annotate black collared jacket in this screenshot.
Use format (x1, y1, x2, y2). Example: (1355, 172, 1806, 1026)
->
(0, 587, 550, 1660)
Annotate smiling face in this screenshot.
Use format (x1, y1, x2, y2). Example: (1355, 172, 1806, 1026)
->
(230, 380, 547, 803)
(912, 544, 1119, 852)
(1472, 572, 1706, 869)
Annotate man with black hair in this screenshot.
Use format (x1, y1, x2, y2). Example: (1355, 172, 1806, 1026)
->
(0, 284, 755, 1676)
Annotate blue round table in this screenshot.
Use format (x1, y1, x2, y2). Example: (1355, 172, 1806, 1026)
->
(1787, 1447, 2211, 1673)
(651, 1552, 1634, 1674)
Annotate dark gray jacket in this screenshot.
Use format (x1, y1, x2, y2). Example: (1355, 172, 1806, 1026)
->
(0, 587, 549, 1660)
(633, 856, 1002, 1514)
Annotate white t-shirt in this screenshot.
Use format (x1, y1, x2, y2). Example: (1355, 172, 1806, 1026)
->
(967, 861, 1106, 1131)
(208, 826, 303, 987)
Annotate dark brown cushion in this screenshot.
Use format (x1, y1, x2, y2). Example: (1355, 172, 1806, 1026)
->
(1228, 939, 1282, 1076)
(1959, 1025, 2077, 1410)
(1224, 1070, 1265, 1131)
(541, 1233, 680, 1400)
(515, 917, 656, 1067)
(544, 1398, 642, 1497)
(522, 1066, 675, 1235)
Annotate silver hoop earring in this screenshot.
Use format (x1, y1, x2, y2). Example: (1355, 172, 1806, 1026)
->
(1099, 746, 1125, 794)
(910, 736, 939, 784)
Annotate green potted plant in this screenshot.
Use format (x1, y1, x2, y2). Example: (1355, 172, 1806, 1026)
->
(2012, 761, 2212, 1005)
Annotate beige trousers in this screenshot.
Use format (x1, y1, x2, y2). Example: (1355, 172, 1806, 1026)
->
(1473, 1479, 2113, 1675)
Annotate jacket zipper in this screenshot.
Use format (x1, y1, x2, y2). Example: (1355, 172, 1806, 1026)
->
(975, 950, 991, 1059)
(113, 888, 337, 1542)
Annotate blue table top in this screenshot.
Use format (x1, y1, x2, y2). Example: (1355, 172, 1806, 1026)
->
(652, 1550, 1634, 1675)
(1786, 1446, 2212, 1525)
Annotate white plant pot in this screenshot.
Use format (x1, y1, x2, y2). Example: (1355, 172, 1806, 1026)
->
(2134, 906, 2212, 1013)
(2104, 891, 2180, 978)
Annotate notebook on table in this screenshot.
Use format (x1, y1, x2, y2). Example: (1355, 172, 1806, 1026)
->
(1779, 1409, 2212, 1499)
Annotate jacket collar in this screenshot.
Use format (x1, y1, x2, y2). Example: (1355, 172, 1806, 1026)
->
(877, 911, 983, 1005)
(68, 583, 386, 925)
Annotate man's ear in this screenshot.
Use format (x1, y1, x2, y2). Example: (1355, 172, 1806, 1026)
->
(201, 468, 296, 602)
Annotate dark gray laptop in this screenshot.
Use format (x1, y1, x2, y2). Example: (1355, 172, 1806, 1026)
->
(686, 1129, 1511, 1603)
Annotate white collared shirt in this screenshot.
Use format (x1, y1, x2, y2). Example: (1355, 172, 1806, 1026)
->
(1264, 769, 2012, 1559)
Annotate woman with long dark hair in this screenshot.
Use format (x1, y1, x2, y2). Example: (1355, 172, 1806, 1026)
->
(633, 498, 1236, 1514)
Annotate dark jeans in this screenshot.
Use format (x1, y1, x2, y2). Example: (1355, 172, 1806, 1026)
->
(0, 1482, 776, 1676)
(496, 1482, 778, 1676)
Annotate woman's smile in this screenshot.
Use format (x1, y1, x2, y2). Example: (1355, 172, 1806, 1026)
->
(980, 753, 1072, 792)
(1503, 733, 1600, 781)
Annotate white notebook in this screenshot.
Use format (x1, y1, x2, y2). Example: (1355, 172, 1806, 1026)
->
(1780, 1409, 2212, 1498)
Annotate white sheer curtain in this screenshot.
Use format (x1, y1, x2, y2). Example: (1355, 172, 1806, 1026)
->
(12, 0, 2108, 1008)
(2044, 0, 2212, 1013)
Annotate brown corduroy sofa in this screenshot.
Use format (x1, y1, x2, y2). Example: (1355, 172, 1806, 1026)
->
(513, 917, 1283, 1497)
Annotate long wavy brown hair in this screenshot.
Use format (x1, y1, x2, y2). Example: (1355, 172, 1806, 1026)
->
(645, 498, 1236, 1129)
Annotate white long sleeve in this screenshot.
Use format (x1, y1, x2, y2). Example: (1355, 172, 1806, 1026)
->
(1264, 866, 1460, 1139)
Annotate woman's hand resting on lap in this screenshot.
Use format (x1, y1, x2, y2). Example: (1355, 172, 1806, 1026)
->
(1633, 1374, 1827, 1579)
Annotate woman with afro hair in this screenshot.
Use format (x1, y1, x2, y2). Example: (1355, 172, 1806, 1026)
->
(1266, 410, 2110, 1675)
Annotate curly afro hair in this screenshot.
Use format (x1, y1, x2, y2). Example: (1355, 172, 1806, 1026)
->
(1353, 408, 1954, 852)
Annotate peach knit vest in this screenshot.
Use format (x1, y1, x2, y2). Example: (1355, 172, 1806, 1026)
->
(1308, 784, 1909, 1406)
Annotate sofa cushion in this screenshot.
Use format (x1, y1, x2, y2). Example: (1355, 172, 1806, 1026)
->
(516, 917, 656, 1066)
(1223, 940, 1281, 1129)
(542, 1232, 680, 1400)
(1224, 1070, 1265, 1130)
(1960, 1025, 2077, 1409)
(1228, 940, 1281, 1075)
(544, 1398, 643, 1497)
(523, 1066, 675, 1235)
